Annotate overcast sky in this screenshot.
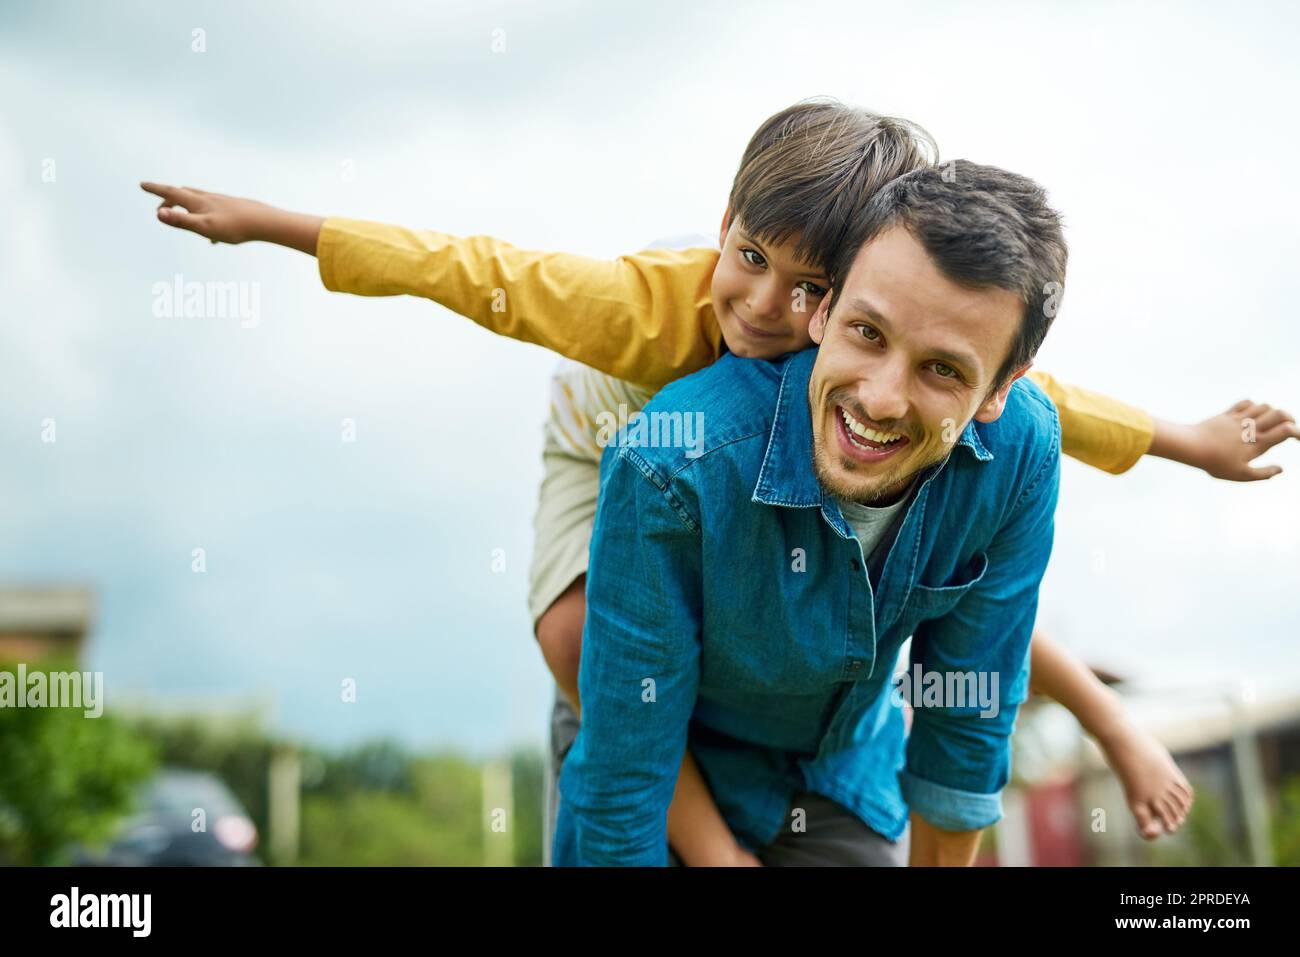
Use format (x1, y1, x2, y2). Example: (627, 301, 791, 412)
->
(1, 0, 1297, 753)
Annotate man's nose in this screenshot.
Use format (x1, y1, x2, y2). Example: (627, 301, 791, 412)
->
(857, 357, 910, 426)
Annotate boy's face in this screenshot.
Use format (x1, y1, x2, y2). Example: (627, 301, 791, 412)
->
(711, 213, 830, 359)
(806, 225, 1030, 506)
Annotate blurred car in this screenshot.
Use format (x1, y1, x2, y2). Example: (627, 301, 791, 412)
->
(72, 767, 260, 866)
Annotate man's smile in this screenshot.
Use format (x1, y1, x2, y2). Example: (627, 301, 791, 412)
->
(834, 405, 910, 463)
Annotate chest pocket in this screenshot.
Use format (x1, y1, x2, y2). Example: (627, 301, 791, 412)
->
(896, 551, 989, 633)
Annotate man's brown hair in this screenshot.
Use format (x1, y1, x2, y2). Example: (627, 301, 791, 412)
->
(727, 98, 939, 274)
(827, 160, 1069, 393)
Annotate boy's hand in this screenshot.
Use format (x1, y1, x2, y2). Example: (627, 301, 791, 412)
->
(141, 182, 276, 244)
(1152, 400, 1299, 481)
(141, 182, 323, 255)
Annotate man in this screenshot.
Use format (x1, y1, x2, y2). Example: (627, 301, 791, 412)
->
(554, 160, 1067, 866)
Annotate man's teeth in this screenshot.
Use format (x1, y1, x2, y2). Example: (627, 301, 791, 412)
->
(842, 408, 903, 445)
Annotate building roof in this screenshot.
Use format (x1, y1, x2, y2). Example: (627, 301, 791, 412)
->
(0, 586, 96, 632)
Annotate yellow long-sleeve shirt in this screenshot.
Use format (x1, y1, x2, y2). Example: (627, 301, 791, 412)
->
(317, 218, 1155, 474)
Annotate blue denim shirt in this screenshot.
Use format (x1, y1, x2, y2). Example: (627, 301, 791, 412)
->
(554, 347, 1061, 866)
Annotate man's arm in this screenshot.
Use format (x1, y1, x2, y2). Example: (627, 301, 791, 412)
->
(548, 583, 759, 866)
(557, 449, 703, 866)
(900, 410, 1061, 865)
(140, 183, 721, 390)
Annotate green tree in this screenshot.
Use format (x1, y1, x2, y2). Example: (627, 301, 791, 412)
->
(0, 661, 157, 865)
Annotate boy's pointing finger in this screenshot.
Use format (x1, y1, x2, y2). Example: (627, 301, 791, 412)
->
(141, 181, 190, 203)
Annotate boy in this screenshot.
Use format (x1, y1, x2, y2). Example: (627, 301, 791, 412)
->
(141, 99, 1296, 865)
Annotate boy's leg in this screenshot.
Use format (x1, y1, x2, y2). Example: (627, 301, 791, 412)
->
(1028, 628, 1193, 837)
(758, 792, 909, 866)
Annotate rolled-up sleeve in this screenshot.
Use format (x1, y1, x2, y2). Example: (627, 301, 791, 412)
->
(555, 448, 702, 865)
(901, 417, 1061, 832)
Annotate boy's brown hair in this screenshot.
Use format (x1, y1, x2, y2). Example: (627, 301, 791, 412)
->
(727, 98, 939, 274)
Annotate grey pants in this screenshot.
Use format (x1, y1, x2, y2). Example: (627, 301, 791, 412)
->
(543, 686, 908, 866)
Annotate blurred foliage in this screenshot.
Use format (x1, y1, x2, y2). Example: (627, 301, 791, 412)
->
(0, 659, 157, 866)
(12, 679, 1299, 867)
(510, 748, 545, 866)
(299, 754, 483, 866)
(127, 712, 544, 866)
(1271, 775, 1300, 866)
(1147, 785, 1248, 866)
(297, 744, 543, 866)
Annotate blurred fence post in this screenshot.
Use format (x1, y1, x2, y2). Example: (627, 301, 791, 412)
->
(1228, 690, 1273, 866)
(268, 743, 301, 866)
(482, 756, 514, 867)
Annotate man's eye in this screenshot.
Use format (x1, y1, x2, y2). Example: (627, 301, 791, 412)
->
(932, 362, 959, 380)
(857, 325, 881, 343)
(797, 281, 827, 297)
(741, 248, 766, 268)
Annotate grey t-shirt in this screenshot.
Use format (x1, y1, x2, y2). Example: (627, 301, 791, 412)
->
(836, 485, 915, 584)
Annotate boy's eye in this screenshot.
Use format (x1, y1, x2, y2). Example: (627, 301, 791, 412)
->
(797, 281, 827, 297)
(932, 362, 960, 381)
(741, 248, 767, 268)
(857, 324, 881, 343)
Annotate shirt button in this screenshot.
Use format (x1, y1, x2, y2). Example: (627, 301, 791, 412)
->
(849, 558, 861, 572)
(849, 659, 863, 671)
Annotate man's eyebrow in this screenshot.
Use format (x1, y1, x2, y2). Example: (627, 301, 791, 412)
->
(841, 296, 983, 377)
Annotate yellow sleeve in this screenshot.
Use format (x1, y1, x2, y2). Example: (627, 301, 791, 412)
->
(1026, 369, 1155, 475)
(316, 217, 723, 390)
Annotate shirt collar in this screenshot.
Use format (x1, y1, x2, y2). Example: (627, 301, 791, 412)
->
(751, 348, 994, 509)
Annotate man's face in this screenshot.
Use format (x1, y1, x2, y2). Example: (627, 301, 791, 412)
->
(807, 224, 1030, 505)
(711, 212, 830, 359)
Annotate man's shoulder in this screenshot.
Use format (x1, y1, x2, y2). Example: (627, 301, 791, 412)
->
(962, 374, 1062, 510)
(652, 349, 788, 412)
(607, 351, 794, 475)
(976, 374, 1061, 462)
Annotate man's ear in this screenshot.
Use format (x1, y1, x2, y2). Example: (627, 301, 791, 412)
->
(974, 362, 1032, 423)
(808, 290, 833, 345)
(718, 207, 732, 249)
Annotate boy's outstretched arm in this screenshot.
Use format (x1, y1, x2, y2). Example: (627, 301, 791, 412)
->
(1148, 400, 1298, 481)
(140, 183, 721, 391)
(1024, 372, 1296, 481)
